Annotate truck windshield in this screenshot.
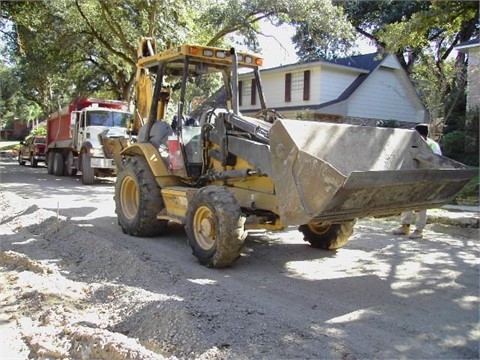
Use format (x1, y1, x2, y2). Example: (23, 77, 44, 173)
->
(86, 110, 130, 127)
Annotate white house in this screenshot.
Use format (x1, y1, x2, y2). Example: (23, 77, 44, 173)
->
(454, 37, 479, 153)
(238, 52, 427, 126)
(455, 37, 480, 112)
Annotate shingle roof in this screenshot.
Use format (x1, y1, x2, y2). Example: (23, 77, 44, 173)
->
(322, 53, 385, 72)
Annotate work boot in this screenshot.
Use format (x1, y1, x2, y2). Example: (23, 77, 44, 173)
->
(392, 224, 410, 236)
(408, 229, 423, 239)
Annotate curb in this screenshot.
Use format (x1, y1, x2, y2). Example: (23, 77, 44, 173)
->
(379, 208, 479, 229)
(427, 213, 479, 228)
(427, 207, 479, 228)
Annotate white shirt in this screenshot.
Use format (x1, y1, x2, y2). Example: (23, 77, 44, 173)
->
(426, 138, 442, 155)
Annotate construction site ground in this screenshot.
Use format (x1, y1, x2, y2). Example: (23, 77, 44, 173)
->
(0, 157, 479, 360)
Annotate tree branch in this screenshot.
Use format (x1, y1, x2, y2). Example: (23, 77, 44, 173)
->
(74, 0, 135, 66)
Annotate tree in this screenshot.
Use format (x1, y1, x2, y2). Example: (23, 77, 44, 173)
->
(337, 1, 478, 115)
(0, 63, 42, 131)
(1, 0, 352, 117)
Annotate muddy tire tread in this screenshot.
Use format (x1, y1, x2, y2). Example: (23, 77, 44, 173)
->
(185, 186, 246, 268)
(115, 156, 167, 237)
(299, 220, 355, 250)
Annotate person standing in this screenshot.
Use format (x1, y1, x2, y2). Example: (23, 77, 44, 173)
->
(392, 124, 442, 239)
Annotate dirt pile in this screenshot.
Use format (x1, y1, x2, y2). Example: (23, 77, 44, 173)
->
(0, 190, 234, 359)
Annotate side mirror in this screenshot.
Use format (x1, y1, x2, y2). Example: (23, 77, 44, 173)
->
(70, 111, 78, 125)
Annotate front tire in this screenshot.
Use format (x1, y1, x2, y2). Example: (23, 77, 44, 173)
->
(18, 154, 26, 166)
(115, 156, 168, 237)
(299, 220, 356, 250)
(81, 154, 94, 185)
(30, 154, 38, 168)
(185, 186, 246, 268)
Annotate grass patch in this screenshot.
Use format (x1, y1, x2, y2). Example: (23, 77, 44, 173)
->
(454, 170, 479, 205)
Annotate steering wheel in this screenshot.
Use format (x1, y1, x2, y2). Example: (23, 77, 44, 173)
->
(255, 108, 284, 123)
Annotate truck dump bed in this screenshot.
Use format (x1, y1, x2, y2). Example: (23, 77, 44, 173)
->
(268, 120, 476, 225)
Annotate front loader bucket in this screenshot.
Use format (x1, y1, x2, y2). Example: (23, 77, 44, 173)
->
(269, 120, 477, 225)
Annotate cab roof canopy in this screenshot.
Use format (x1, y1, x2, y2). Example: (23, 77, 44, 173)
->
(137, 44, 263, 76)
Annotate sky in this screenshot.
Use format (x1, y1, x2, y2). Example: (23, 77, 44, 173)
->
(257, 22, 299, 68)
(255, 21, 378, 69)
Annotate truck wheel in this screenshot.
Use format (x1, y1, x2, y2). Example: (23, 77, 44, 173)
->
(65, 152, 77, 176)
(47, 152, 54, 174)
(299, 220, 356, 250)
(18, 154, 26, 166)
(53, 152, 65, 176)
(115, 156, 168, 237)
(81, 154, 94, 185)
(185, 186, 246, 268)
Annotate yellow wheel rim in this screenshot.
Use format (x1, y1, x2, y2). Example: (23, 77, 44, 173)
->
(120, 176, 139, 220)
(308, 222, 331, 235)
(194, 205, 216, 250)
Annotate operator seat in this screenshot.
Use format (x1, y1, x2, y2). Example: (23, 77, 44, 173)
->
(137, 120, 173, 148)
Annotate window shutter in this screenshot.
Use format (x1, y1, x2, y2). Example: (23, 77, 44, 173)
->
(303, 70, 310, 101)
(238, 81, 242, 106)
(250, 79, 256, 105)
(285, 73, 292, 102)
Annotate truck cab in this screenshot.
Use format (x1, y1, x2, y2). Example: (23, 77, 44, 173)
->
(71, 105, 132, 168)
(46, 97, 133, 184)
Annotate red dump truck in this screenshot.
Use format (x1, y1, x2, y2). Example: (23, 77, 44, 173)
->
(46, 97, 132, 184)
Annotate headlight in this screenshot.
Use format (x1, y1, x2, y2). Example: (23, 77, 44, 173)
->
(89, 147, 104, 157)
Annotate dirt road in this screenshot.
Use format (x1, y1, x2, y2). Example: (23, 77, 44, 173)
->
(1, 159, 479, 359)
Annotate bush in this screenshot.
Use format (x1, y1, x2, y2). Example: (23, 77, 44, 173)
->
(440, 130, 479, 166)
(441, 130, 465, 154)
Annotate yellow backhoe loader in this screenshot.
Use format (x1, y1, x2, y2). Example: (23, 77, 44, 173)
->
(108, 38, 476, 268)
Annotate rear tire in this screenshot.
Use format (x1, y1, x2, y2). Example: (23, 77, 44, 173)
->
(53, 152, 65, 176)
(65, 151, 77, 176)
(185, 186, 246, 268)
(81, 154, 94, 185)
(115, 156, 168, 237)
(47, 152, 54, 174)
(299, 220, 356, 250)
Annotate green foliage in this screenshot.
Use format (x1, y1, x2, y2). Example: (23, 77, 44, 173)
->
(441, 129, 479, 167)
(454, 172, 479, 203)
(289, 1, 356, 60)
(411, 56, 457, 121)
(30, 125, 47, 136)
(0, 64, 44, 129)
(2, 0, 355, 120)
(334, 1, 478, 157)
(441, 130, 465, 154)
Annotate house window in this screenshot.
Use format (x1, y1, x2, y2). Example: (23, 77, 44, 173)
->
(251, 78, 256, 105)
(242, 80, 251, 106)
(288, 71, 310, 102)
(292, 71, 304, 95)
(285, 73, 291, 102)
(303, 70, 310, 101)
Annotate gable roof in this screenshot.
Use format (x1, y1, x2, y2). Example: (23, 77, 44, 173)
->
(314, 53, 391, 109)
